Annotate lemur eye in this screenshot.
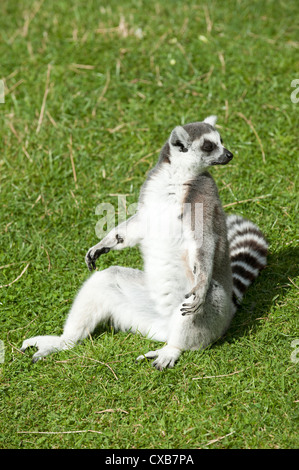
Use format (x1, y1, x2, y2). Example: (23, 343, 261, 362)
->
(202, 140, 216, 152)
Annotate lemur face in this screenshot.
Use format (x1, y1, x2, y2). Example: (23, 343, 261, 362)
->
(169, 116, 233, 171)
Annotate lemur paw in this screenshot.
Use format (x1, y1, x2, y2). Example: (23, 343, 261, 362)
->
(20, 335, 67, 363)
(85, 234, 124, 271)
(85, 246, 110, 271)
(180, 292, 204, 316)
(136, 345, 181, 371)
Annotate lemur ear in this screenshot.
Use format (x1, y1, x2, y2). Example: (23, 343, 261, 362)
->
(204, 115, 217, 127)
(169, 126, 190, 153)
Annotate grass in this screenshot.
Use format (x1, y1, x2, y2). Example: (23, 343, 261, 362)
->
(0, 0, 298, 449)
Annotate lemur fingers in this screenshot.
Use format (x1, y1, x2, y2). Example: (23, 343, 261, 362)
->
(180, 293, 204, 316)
(180, 305, 203, 316)
(85, 246, 111, 271)
(136, 346, 181, 371)
(85, 234, 124, 271)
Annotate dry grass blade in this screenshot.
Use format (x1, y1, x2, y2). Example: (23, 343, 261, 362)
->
(0, 263, 30, 288)
(205, 431, 235, 446)
(41, 246, 51, 272)
(203, 5, 213, 33)
(218, 51, 226, 74)
(68, 134, 77, 186)
(70, 63, 95, 70)
(176, 42, 197, 74)
(92, 70, 110, 117)
(17, 429, 102, 435)
(193, 369, 244, 380)
(36, 64, 52, 134)
(0, 261, 28, 270)
(72, 352, 119, 380)
(237, 112, 266, 163)
(95, 409, 128, 414)
(223, 193, 272, 208)
(46, 110, 58, 128)
(7, 121, 21, 142)
(288, 277, 299, 290)
(22, 146, 32, 162)
(5, 79, 25, 96)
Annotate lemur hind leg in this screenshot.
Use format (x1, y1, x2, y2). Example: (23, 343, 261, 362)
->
(137, 279, 233, 370)
(21, 266, 166, 363)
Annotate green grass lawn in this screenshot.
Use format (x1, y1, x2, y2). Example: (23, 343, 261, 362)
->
(0, 0, 298, 449)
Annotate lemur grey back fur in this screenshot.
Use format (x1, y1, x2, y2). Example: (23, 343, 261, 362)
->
(21, 116, 268, 370)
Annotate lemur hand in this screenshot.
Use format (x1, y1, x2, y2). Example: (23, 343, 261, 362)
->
(85, 233, 124, 271)
(85, 245, 110, 271)
(180, 289, 204, 316)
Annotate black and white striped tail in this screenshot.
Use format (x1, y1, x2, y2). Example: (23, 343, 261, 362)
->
(226, 215, 268, 313)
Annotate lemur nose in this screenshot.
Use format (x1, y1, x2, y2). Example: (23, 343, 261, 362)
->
(226, 151, 233, 160)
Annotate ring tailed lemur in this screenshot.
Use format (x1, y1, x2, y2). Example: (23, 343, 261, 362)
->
(21, 116, 268, 370)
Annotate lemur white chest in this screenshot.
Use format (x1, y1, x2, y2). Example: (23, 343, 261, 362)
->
(139, 165, 196, 315)
(140, 165, 189, 240)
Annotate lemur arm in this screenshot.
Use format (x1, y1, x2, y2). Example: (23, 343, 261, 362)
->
(85, 214, 142, 271)
(180, 221, 216, 316)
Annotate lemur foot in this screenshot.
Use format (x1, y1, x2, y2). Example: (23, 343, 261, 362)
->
(136, 345, 181, 371)
(20, 335, 70, 363)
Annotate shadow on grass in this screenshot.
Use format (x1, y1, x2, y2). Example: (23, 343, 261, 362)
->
(219, 246, 299, 345)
